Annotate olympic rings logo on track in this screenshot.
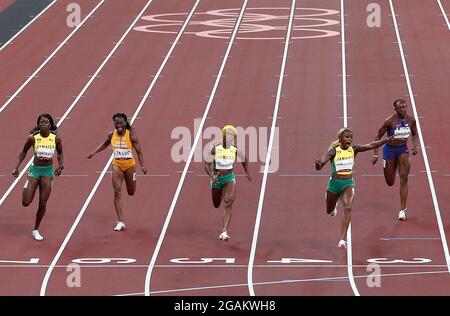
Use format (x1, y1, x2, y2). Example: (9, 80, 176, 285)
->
(133, 8, 340, 40)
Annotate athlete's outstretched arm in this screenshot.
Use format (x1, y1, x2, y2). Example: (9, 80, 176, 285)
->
(204, 145, 217, 183)
(372, 116, 393, 164)
(87, 132, 113, 159)
(130, 130, 147, 174)
(54, 134, 64, 176)
(237, 148, 252, 181)
(410, 117, 418, 155)
(354, 135, 394, 154)
(12, 135, 34, 177)
(315, 147, 335, 171)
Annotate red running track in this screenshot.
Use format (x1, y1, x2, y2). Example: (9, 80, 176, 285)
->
(346, 0, 450, 295)
(0, 0, 103, 104)
(0, 0, 449, 296)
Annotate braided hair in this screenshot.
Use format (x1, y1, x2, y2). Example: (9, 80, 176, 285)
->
(112, 112, 131, 130)
(31, 113, 57, 134)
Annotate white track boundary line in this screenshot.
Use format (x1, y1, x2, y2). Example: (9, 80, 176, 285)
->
(340, 0, 360, 296)
(0, 0, 57, 51)
(39, 0, 200, 296)
(144, 0, 249, 297)
(437, 0, 450, 31)
(389, 0, 450, 274)
(0, 0, 106, 113)
(118, 269, 448, 296)
(247, 0, 296, 297)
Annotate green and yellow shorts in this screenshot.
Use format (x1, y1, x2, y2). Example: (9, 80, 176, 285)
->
(28, 164, 54, 179)
(327, 177, 355, 195)
(211, 173, 236, 190)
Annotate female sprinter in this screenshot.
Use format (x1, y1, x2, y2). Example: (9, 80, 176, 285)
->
(12, 114, 64, 241)
(204, 125, 252, 241)
(315, 128, 393, 248)
(372, 99, 418, 221)
(87, 113, 147, 231)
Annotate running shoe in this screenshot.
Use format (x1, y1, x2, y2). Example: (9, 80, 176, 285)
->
(330, 207, 337, 217)
(219, 231, 230, 241)
(114, 221, 126, 231)
(32, 230, 44, 241)
(398, 209, 406, 221)
(338, 240, 347, 249)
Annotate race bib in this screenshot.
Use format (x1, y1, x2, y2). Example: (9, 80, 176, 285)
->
(335, 158, 353, 172)
(36, 147, 54, 159)
(394, 126, 410, 139)
(114, 148, 133, 159)
(215, 161, 233, 170)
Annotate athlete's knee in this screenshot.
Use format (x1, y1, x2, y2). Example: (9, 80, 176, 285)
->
(22, 200, 31, 207)
(400, 173, 408, 185)
(343, 207, 352, 216)
(213, 200, 221, 208)
(38, 200, 47, 210)
(224, 197, 234, 208)
(114, 190, 122, 198)
(127, 188, 136, 196)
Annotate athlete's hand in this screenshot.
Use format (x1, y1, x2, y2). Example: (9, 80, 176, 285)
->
(12, 168, 19, 177)
(211, 174, 218, 183)
(315, 160, 322, 170)
(412, 147, 418, 156)
(371, 155, 378, 166)
(141, 166, 148, 174)
(87, 152, 95, 159)
(54, 166, 63, 176)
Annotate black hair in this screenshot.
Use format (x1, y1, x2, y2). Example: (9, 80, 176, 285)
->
(112, 113, 131, 130)
(393, 99, 406, 107)
(31, 113, 57, 134)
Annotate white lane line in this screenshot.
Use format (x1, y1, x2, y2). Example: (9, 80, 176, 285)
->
(38, 0, 177, 296)
(437, 0, 450, 31)
(279, 174, 330, 177)
(144, 0, 249, 297)
(390, 0, 450, 274)
(0, 0, 57, 51)
(0, 264, 447, 268)
(247, 0, 296, 297)
(0, 0, 106, 113)
(118, 269, 448, 296)
(340, 0, 360, 297)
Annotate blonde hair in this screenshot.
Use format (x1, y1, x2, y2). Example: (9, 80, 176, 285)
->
(222, 124, 237, 136)
(330, 127, 352, 148)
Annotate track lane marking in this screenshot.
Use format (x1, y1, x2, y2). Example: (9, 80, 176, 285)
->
(0, 0, 57, 51)
(144, 0, 249, 297)
(0, 0, 106, 113)
(117, 269, 449, 296)
(38, 0, 177, 295)
(437, 0, 450, 31)
(389, 0, 450, 274)
(247, 0, 297, 297)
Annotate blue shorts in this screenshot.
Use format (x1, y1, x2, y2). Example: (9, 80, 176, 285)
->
(382, 143, 409, 160)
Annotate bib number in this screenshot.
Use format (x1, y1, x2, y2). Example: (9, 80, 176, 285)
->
(114, 148, 132, 159)
(36, 147, 54, 159)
